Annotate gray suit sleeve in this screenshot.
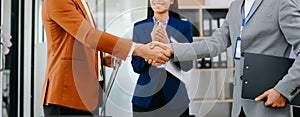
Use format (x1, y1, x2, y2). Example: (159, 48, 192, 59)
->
(172, 14, 232, 62)
(274, 0, 300, 102)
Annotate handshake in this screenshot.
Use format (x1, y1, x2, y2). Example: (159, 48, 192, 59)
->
(133, 41, 173, 66)
(133, 22, 173, 66)
(105, 22, 173, 67)
(103, 41, 172, 68)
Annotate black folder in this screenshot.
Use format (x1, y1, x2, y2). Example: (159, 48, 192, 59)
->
(242, 52, 300, 106)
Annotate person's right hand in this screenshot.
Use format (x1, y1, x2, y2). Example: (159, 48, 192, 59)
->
(133, 42, 172, 65)
(144, 41, 174, 66)
(255, 88, 286, 108)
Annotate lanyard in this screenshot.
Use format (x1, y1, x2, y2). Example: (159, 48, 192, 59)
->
(239, 0, 256, 37)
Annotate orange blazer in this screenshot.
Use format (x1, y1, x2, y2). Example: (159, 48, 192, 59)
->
(41, 0, 132, 111)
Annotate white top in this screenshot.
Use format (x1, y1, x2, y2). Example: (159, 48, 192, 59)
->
(244, 0, 255, 17)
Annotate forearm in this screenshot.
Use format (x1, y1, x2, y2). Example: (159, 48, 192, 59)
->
(171, 41, 211, 62)
(274, 55, 300, 101)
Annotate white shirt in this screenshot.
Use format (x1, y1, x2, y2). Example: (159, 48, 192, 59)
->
(244, 0, 255, 17)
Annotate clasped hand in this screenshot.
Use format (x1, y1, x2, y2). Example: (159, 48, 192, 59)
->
(151, 22, 169, 43)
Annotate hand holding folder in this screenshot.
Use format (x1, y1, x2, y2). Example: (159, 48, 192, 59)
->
(241, 52, 300, 106)
(255, 88, 287, 107)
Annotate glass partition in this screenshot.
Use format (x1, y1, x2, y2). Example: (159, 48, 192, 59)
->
(1, 0, 12, 116)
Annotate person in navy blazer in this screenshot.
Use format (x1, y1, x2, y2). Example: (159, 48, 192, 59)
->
(131, 0, 193, 116)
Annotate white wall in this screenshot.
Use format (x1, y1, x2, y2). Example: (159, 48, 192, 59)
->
(205, 0, 234, 6)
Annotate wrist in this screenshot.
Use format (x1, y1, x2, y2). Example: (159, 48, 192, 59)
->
(133, 43, 144, 56)
(167, 44, 174, 54)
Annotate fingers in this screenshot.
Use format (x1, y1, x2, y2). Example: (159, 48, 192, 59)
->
(149, 47, 169, 64)
(161, 47, 172, 58)
(111, 56, 117, 67)
(102, 55, 115, 67)
(152, 46, 171, 61)
(255, 91, 268, 101)
(156, 32, 169, 43)
(135, 43, 170, 65)
(265, 99, 273, 107)
(255, 89, 286, 108)
(146, 59, 164, 66)
(151, 23, 159, 41)
(149, 41, 173, 54)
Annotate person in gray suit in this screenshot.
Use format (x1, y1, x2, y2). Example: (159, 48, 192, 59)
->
(148, 0, 300, 116)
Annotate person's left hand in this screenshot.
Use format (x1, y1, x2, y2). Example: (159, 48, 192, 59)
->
(255, 88, 286, 108)
(102, 55, 116, 68)
(155, 23, 169, 44)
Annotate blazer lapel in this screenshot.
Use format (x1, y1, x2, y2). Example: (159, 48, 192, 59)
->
(245, 0, 263, 23)
(238, 0, 244, 19)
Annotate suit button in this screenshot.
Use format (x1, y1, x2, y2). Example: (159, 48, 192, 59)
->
(291, 86, 300, 95)
(241, 52, 245, 57)
(240, 75, 243, 80)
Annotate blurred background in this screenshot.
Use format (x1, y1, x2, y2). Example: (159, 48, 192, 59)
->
(0, 0, 234, 116)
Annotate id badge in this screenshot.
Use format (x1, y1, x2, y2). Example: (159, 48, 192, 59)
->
(234, 37, 241, 60)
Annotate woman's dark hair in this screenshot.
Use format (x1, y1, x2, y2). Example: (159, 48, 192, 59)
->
(147, 0, 181, 19)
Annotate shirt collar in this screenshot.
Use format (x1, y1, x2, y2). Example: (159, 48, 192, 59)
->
(152, 16, 169, 28)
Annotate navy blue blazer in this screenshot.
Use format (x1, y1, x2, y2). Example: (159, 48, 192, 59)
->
(131, 15, 193, 108)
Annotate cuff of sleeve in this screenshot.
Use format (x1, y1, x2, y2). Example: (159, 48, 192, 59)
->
(128, 42, 136, 57)
(274, 81, 294, 102)
(171, 43, 198, 62)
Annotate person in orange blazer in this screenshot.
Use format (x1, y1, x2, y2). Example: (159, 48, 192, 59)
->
(41, 0, 172, 116)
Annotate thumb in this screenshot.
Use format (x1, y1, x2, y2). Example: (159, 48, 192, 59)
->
(264, 99, 272, 106)
(155, 42, 168, 50)
(255, 92, 268, 101)
(150, 41, 158, 49)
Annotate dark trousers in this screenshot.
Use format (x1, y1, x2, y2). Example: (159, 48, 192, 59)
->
(239, 108, 246, 117)
(43, 104, 97, 116)
(132, 90, 190, 117)
(293, 106, 300, 117)
(43, 82, 103, 116)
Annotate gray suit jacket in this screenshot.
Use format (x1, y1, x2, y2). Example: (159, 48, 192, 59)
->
(172, 0, 300, 116)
